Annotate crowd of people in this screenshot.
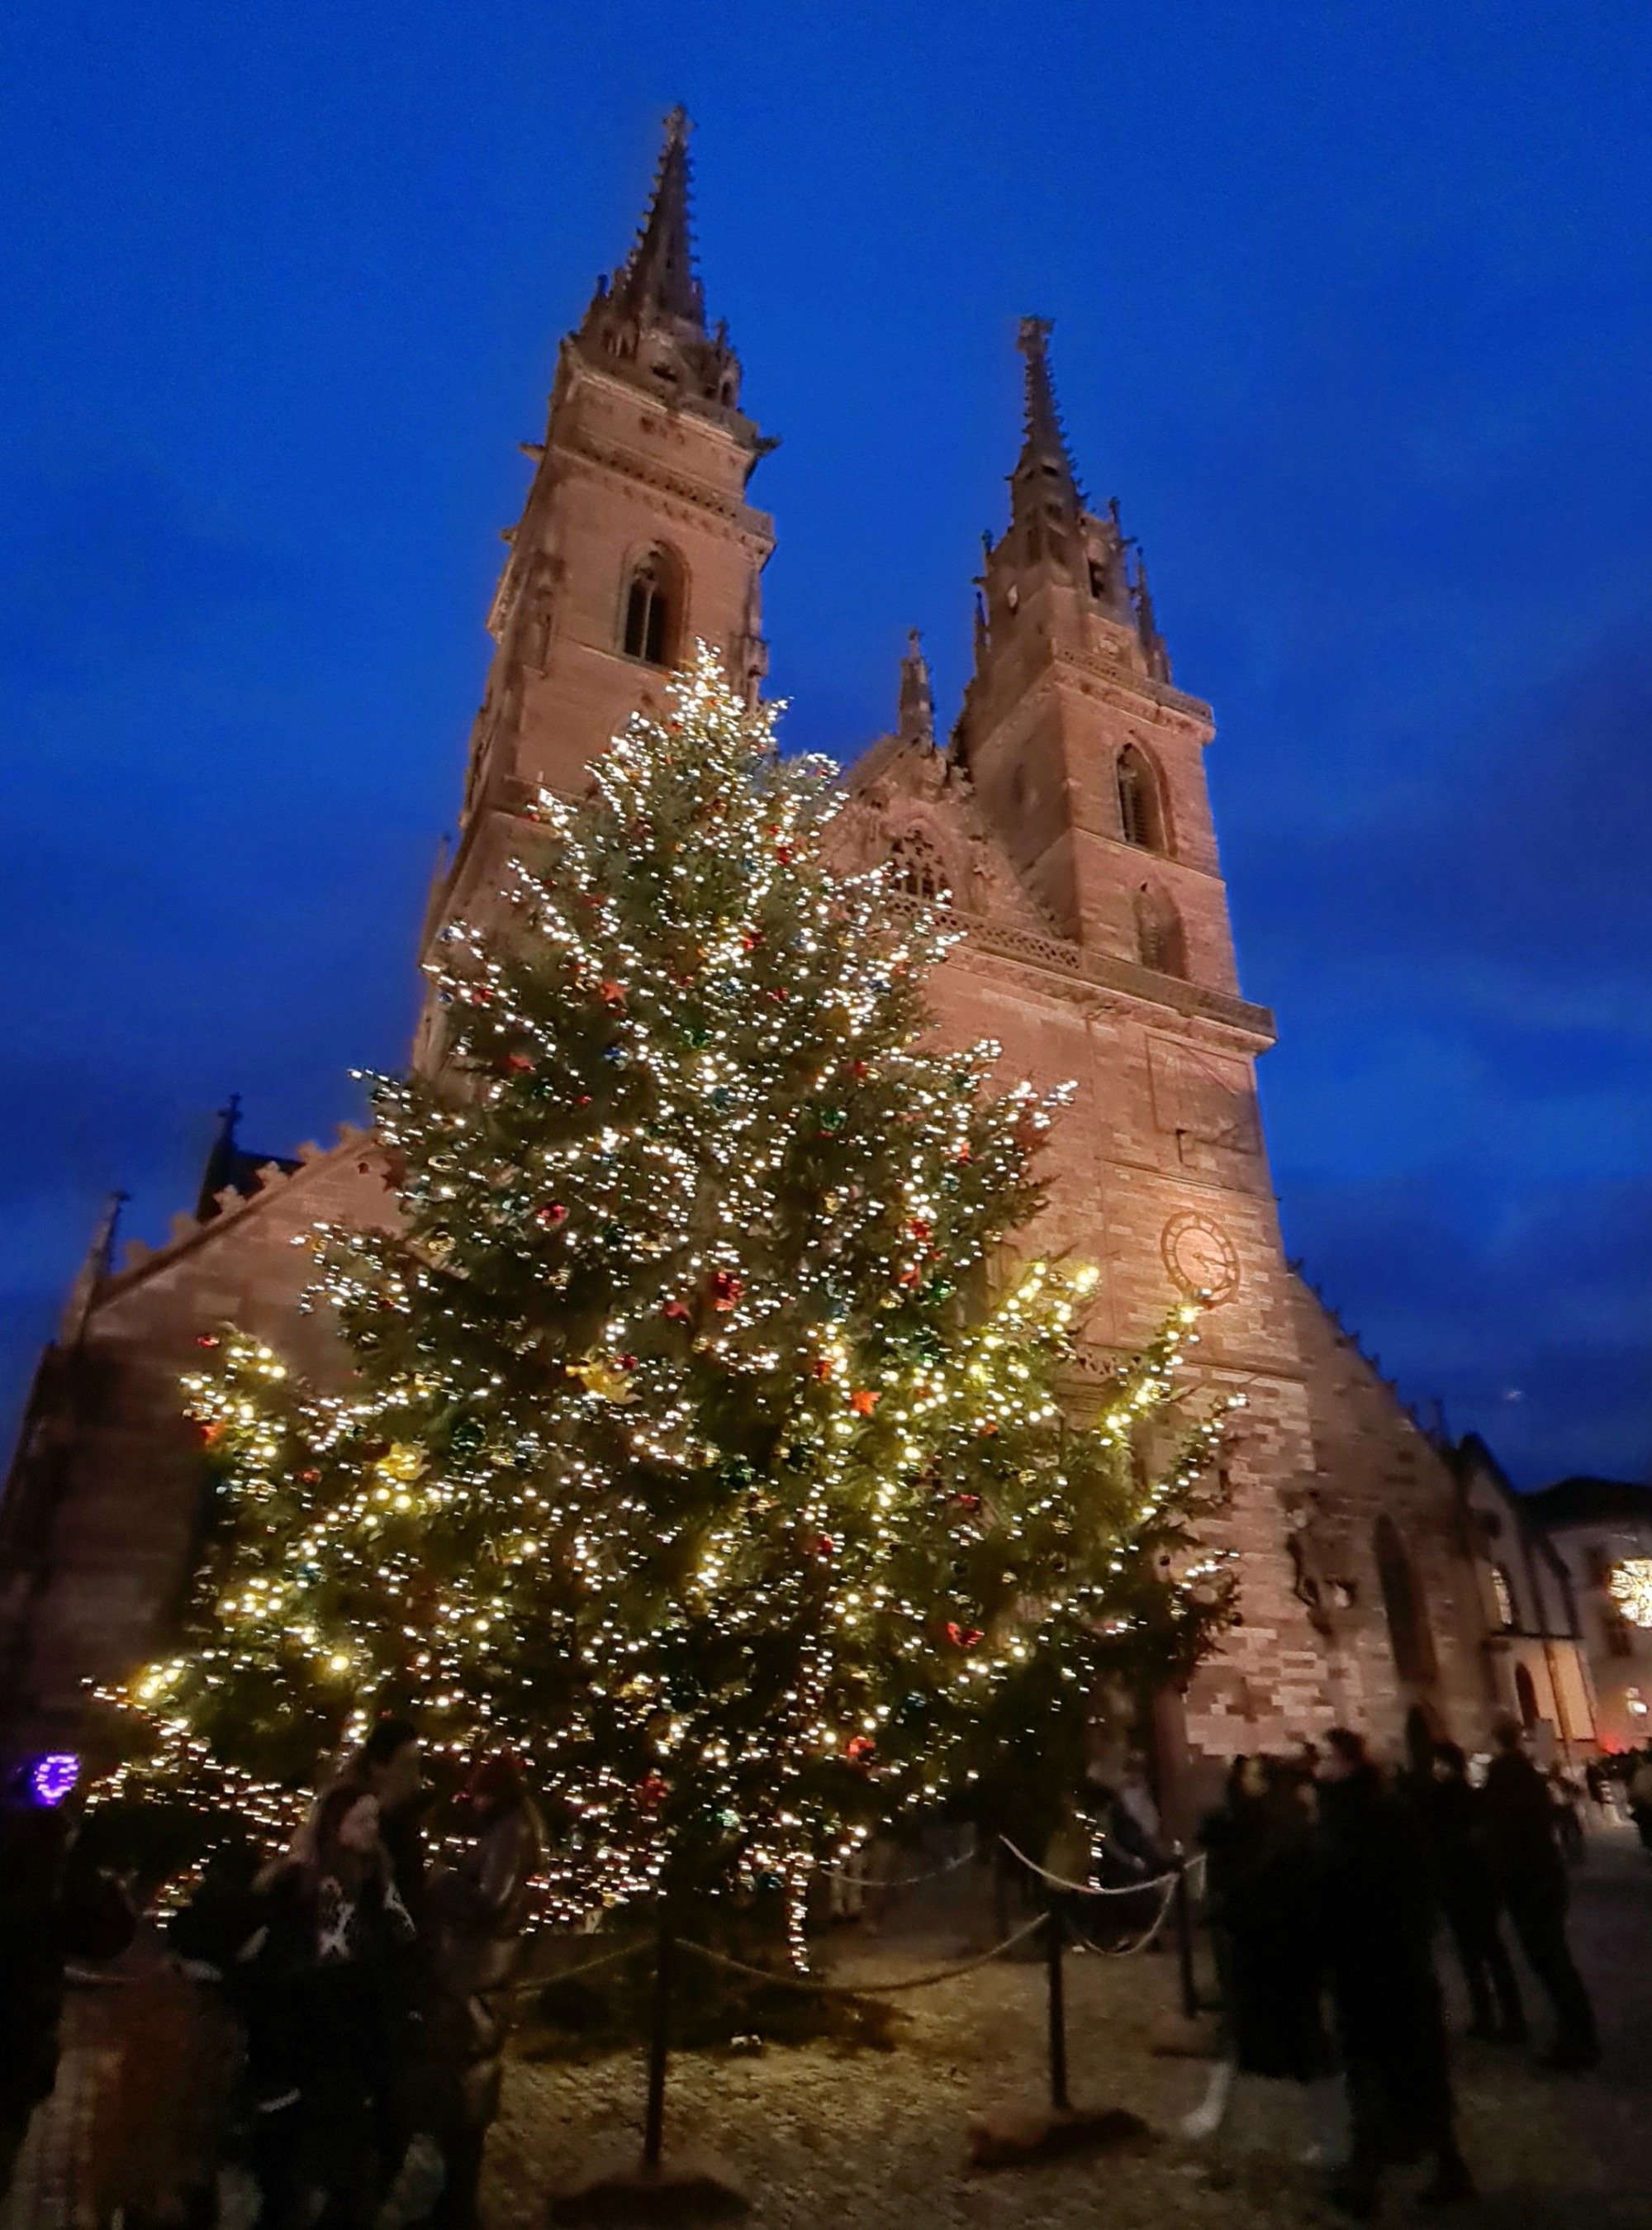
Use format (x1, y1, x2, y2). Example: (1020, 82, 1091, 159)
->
(0, 1706, 1626, 2227)
(0, 1719, 543, 2230)
(1607, 1743, 1652, 1849)
(1192, 1715, 1600, 2218)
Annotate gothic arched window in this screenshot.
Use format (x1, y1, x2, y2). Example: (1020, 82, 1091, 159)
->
(621, 548, 684, 668)
(1134, 886, 1186, 977)
(1116, 744, 1164, 852)
(1515, 1662, 1540, 1728)
(888, 831, 951, 905)
(1490, 1564, 1517, 1631)
(1375, 1514, 1437, 1686)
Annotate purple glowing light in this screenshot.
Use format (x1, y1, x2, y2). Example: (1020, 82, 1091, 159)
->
(31, 1752, 78, 1807)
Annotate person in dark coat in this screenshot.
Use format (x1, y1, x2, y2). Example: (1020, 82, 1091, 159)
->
(421, 1756, 544, 2229)
(1627, 1748, 1652, 1850)
(242, 1782, 421, 2229)
(0, 1801, 68, 2206)
(1186, 1757, 1336, 2150)
(1481, 1717, 1598, 2070)
(1415, 1742, 1526, 2042)
(1317, 1729, 1472, 2215)
(1548, 1767, 1585, 1865)
(343, 1716, 430, 1933)
(1203, 1757, 1331, 2081)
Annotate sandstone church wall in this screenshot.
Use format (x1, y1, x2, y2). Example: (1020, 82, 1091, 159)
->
(0, 1141, 388, 1745)
(1282, 1277, 1495, 1749)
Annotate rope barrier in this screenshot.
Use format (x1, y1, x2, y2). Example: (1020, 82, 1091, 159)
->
(1070, 1871, 1180, 1959)
(816, 1842, 980, 1890)
(676, 1910, 1047, 1997)
(515, 1938, 649, 1995)
(996, 1836, 1204, 1899)
(998, 1836, 1173, 1897)
(515, 1841, 1203, 1999)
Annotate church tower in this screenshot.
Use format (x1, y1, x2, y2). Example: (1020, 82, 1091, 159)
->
(419, 110, 776, 1025)
(928, 316, 1278, 1351)
(955, 318, 1233, 996)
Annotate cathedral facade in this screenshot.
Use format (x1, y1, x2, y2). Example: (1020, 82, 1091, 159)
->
(0, 116, 1521, 1786)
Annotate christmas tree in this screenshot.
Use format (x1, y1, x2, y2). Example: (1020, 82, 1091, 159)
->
(116, 649, 1236, 1922)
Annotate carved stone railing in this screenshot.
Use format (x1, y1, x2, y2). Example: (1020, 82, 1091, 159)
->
(896, 900, 1275, 1043)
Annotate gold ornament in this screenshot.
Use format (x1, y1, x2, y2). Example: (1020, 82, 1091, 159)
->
(567, 1354, 638, 1404)
(375, 1443, 427, 1484)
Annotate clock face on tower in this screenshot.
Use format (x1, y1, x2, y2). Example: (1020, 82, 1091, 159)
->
(1160, 1211, 1241, 1305)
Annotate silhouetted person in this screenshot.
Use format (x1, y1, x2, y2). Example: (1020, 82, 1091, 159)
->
(1629, 1749, 1652, 1850)
(1416, 1742, 1525, 2042)
(1548, 1767, 1585, 1865)
(345, 1716, 430, 1930)
(244, 1785, 420, 2228)
(1317, 1729, 1472, 2215)
(425, 1756, 544, 2229)
(0, 1802, 68, 2205)
(1190, 1757, 1337, 2152)
(1482, 1717, 1597, 2071)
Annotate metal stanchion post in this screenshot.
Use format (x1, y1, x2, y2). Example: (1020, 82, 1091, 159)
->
(1045, 1896, 1070, 2113)
(643, 1892, 675, 2171)
(1173, 1852, 1199, 2022)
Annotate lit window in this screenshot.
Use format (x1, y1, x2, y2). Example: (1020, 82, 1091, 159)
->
(1609, 1560, 1652, 1628)
(1490, 1565, 1516, 1630)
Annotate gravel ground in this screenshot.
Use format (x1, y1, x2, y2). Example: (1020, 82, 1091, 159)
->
(484, 1825, 1652, 2230)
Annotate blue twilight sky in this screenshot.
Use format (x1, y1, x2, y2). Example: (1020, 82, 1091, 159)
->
(2, 2, 1649, 1487)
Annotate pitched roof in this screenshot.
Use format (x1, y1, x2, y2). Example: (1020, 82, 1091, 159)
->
(1521, 1475, 1652, 1529)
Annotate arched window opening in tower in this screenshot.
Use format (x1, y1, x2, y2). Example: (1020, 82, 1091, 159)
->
(888, 833, 952, 906)
(1088, 559, 1108, 600)
(1114, 744, 1168, 856)
(622, 550, 681, 667)
(1116, 743, 1162, 850)
(1134, 887, 1186, 977)
(1375, 1514, 1437, 1686)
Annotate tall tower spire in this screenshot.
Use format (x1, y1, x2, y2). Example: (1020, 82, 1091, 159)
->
(897, 627, 935, 749)
(609, 105, 702, 330)
(577, 107, 742, 412)
(1012, 316, 1084, 525)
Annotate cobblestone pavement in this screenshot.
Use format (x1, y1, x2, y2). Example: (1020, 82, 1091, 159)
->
(486, 1823, 1652, 2230)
